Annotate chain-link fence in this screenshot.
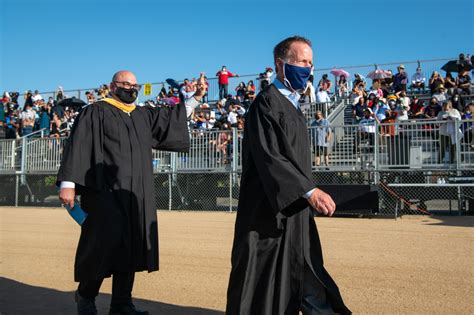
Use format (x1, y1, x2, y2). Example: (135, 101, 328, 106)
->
(377, 169, 474, 216)
(2, 170, 472, 218)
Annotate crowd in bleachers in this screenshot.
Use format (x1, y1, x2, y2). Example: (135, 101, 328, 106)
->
(350, 60, 472, 127)
(1, 56, 473, 143)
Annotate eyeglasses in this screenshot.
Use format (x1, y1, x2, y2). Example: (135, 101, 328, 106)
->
(113, 81, 142, 90)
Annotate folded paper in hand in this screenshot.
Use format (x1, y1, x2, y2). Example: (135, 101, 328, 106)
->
(64, 203, 88, 226)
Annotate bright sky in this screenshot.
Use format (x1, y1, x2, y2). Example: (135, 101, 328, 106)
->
(1, 0, 473, 94)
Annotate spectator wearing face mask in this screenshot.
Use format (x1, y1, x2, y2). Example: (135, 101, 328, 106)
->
(257, 67, 274, 91)
(409, 96, 425, 119)
(386, 95, 398, 112)
(424, 97, 442, 119)
(411, 67, 426, 92)
(450, 93, 465, 113)
(373, 98, 391, 121)
(366, 93, 377, 108)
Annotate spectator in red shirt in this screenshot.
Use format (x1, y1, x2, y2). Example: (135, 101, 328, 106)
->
(318, 74, 332, 92)
(216, 66, 238, 100)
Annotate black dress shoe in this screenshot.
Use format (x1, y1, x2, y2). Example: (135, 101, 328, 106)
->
(75, 291, 98, 315)
(109, 303, 149, 315)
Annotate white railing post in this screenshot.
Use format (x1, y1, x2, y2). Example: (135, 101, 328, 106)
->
(373, 120, 379, 184)
(232, 128, 238, 174)
(168, 173, 172, 211)
(20, 137, 27, 183)
(454, 119, 461, 170)
(171, 152, 177, 182)
(10, 140, 16, 169)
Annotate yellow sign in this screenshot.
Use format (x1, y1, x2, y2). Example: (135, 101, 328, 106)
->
(144, 83, 152, 96)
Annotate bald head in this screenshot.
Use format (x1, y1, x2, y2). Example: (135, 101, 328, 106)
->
(112, 70, 137, 84)
(110, 70, 140, 105)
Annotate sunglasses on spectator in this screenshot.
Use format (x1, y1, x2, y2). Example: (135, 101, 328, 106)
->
(113, 81, 142, 90)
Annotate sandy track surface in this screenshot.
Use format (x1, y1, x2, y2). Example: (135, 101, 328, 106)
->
(1, 207, 473, 314)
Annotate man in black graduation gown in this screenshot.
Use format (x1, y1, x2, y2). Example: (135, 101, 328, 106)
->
(226, 36, 351, 314)
(58, 70, 203, 315)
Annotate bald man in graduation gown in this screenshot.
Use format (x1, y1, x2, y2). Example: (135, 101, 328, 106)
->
(226, 37, 351, 314)
(58, 71, 203, 315)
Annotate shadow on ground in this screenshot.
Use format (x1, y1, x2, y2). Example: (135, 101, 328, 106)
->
(0, 277, 223, 315)
(420, 214, 474, 228)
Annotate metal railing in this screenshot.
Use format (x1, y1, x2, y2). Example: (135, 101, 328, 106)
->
(1, 119, 472, 174)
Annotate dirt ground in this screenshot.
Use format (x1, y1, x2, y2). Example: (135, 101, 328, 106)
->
(0, 207, 473, 314)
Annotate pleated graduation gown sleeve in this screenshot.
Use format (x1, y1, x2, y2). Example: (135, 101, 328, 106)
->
(57, 104, 104, 192)
(148, 102, 190, 152)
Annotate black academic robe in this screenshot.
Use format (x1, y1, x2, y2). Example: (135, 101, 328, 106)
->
(57, 101, 189, 282)
(226, 84, 351, 315)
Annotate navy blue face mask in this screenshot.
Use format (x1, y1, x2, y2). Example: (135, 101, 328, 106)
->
(283, 62, 312, 91)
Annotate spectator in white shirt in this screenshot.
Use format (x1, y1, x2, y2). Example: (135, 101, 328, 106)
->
(357, 108, 376, 151)
(437, 101, 462, 163)
(410, 67, 426, 92)
(432, 85, 448, 105)
(359, 108, 376, 134)
(20, 103, 36, 136)
(32, 90, 43, 102)
(316, 88, 331, 103)
(227, 104, 245, 127)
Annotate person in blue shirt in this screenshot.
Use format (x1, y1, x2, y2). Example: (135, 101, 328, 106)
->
(310, 111, 332, 167)
(39, 103, 52, 136)
(373, 98, 391, 121)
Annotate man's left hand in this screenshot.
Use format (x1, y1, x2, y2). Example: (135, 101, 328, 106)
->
(307, 188, 336, 216)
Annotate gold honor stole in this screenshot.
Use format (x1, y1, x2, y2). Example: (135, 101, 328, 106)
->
(101, 97, 136, 114)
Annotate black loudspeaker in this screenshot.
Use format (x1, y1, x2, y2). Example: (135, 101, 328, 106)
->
(317, 184, 379, 215)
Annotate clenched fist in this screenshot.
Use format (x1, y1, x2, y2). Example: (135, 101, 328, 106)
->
(59, 188, 75, 208)
(307, 188, 336, 216)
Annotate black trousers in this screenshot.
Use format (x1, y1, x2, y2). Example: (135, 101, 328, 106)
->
(301, 265, 334, 315)
(78, 271, 135, 307)
(219, 84, 228, 100)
